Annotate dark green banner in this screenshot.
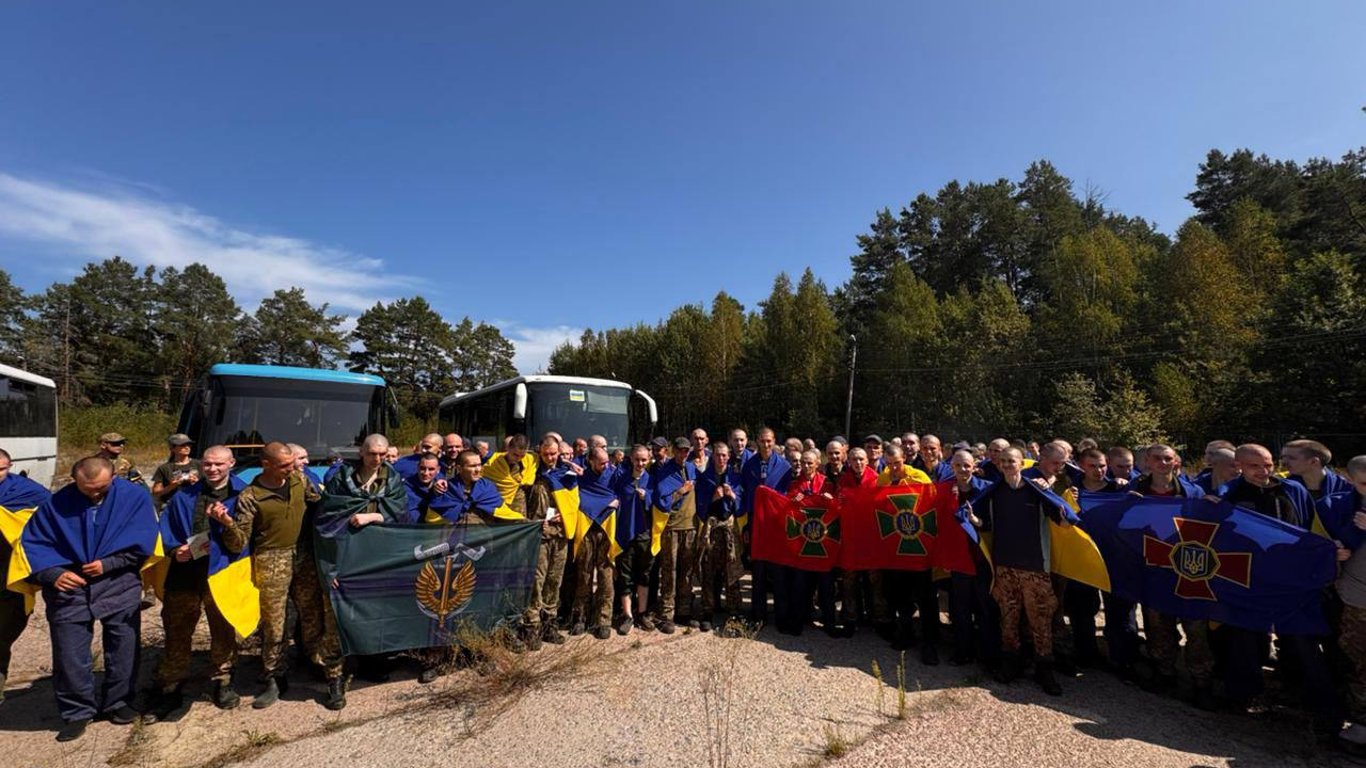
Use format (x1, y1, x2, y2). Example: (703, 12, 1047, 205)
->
(313, 521, 541, 655)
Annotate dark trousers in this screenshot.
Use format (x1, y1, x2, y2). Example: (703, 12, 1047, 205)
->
(887, 570, 940, 645)
(790, 570, 837, 628)
(949, 571, 999, 663)
(0, 591, 30, 677)
(51, 607, 141, 722)
(749, 560, 772, 622)
(1064, 581, 1102, 663)
(1223, 627, 1342, 726)
(1101, 592, 1139, 668)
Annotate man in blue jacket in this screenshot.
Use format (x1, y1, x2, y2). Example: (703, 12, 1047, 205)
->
(23, 457, 157, 741)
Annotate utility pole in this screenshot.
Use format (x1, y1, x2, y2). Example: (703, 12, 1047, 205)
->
(844, 334, 857, 440)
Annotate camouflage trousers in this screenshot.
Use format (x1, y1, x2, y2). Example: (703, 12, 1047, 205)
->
(699, 517, 743, 616)
(992, 566, 1057, 657)
(572, 526, 614, 628)
(657, 529, 698, 621)
(156, 576, 237, 689)
(0, 590, 29, 677)
(254, 545, 343, 680)
(1142, 608, 1213, 682)
(1337, 603, 1366, 721)
(524, 532, 568, 629)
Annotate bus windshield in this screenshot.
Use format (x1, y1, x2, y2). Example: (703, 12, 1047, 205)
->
(203, 376, 379, 459)
(529, 382, 629, 449)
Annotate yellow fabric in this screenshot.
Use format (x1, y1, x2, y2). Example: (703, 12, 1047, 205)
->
(1023, 458, 1036, 469)
(139, 534, 166, 594)
(551, 488, 580, 541)
(1, 505, 37, 613)
(492, 503, 525, 520)
(208, 556, 261, 639)
(483, 452, 538, 507)
(975, 488, 1110, 591)
(1050, 487, 1111, 591)
(877, 466, 932, 486)
(649, 507, 669, 556)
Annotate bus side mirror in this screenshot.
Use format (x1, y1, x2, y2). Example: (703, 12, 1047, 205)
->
(513, 382, 527, 421)
(634, 389, 658, 432)
(387, 391, 402, 430)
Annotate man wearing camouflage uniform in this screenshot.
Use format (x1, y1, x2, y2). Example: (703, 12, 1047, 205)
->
(569, 447, 618, 640)
(150, 445, 243, 716)
(653, 437, 700, 633)
(97, 432, 144, 485)
(697, 442, 744, 633)
(523, 435, 573, 648)
(218, 441, 343, 710)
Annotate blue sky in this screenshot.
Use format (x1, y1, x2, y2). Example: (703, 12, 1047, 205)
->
(1, 2, 1363, 371)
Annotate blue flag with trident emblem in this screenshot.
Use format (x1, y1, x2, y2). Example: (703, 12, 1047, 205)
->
(312, 520, 542, 655)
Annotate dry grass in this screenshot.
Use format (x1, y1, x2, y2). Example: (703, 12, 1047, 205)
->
(106, 717, 154, 767)
(821, 724, 851, 759)
(191, 730, 283, 768)
(698, 620, 757, 768)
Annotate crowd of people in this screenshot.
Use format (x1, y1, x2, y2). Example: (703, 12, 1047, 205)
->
(1, 426, 1364, 751)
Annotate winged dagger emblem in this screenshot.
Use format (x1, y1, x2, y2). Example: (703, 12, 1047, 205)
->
(413, 541, 484, 626)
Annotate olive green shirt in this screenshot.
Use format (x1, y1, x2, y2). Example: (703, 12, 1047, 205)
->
(221, 472, 321, 553)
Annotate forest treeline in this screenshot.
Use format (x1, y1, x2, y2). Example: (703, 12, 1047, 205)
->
(548, 149, 1366, 456)
(0, 265, 516, 422)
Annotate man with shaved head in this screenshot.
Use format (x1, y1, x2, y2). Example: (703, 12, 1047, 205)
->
(1217, 443, 1339, 731)
(150, 446, 245, 717)
(23, 456, 156, 741)
(393, 433, 444, 480)
(218, 441, 337, 709)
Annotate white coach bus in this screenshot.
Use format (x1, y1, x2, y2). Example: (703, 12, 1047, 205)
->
(0, 362, 58, 488)
(438, 375, 658, 454)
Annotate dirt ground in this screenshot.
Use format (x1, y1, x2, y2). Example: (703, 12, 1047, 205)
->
(3, 591, 1362, 768)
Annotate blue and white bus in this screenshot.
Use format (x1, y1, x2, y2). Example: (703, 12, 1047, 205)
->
(177, 364, 398, 480)
(437, 375, 657, 454)
(0, 362, 58, 488)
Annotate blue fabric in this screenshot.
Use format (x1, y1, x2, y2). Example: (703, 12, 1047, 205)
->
(391, 454, 422, 480)
(613, 468, 653, 545)
(652, 460, 698, 512)
(403, 475, 460, 523)
(577, 465, 620, 525)
(696, 464, 743, 521)
(1323, 491, 1364, 549)
(0, 473, 51, 510)
(1216, 476, 1315, 529)
(1077, 494, 1336, 633)
(161, 476, 250, 574)
(22, 478, 157, 576)
(438, 478, 505, 523)
(740, 452, 791, 515)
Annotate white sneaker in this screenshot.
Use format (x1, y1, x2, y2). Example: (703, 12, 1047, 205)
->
(1339, 722, 1366, 745)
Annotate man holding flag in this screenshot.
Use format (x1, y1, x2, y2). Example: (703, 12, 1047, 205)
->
(149, 446, 249, 718)
(973, 446, 1076, 695)
(613, 444, 655, 634)
(697, 441, 744, 634)
(525, 436, 575, 647)
(570, 447, 619, 640)
(16, 456, 157, 741)
(653, 437, 701, 634)
(0, 448, 50, 705)
(875, 444, 936, 659)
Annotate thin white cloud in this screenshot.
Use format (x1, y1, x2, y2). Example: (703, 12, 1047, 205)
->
(0, 171, 418, 312)
(493, 322, 583, 374)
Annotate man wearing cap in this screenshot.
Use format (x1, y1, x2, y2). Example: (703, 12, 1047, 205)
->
(98, 433, 144, 485)
(863, 435, 885, 473)
(151, 434, 201, 509)
(652, 437, 700, 633)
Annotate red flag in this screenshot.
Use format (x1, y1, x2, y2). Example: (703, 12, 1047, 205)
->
(839, 482, 975, 575)
(751, 486, 842, 572)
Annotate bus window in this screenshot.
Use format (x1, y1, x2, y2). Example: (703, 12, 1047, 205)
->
(0, 376, 57, 438)
(528, 383, 629, 449)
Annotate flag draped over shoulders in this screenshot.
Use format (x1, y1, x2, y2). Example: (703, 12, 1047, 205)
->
(155, 475, 259, 638)
(612, 468, 651, 549)
(573, 465, 622, 559)
(0, 473, 53, 612)
(9, 478, 158, 602)
(318, 466, 409, 534)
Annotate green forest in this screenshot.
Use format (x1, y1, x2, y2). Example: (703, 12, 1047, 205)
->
(548, 147, 1366, 457)
(0, 265, 517, 440)
(3, 146, 1364, 458)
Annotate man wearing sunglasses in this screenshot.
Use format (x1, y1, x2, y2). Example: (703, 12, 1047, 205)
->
(97, 433, 144, 485)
